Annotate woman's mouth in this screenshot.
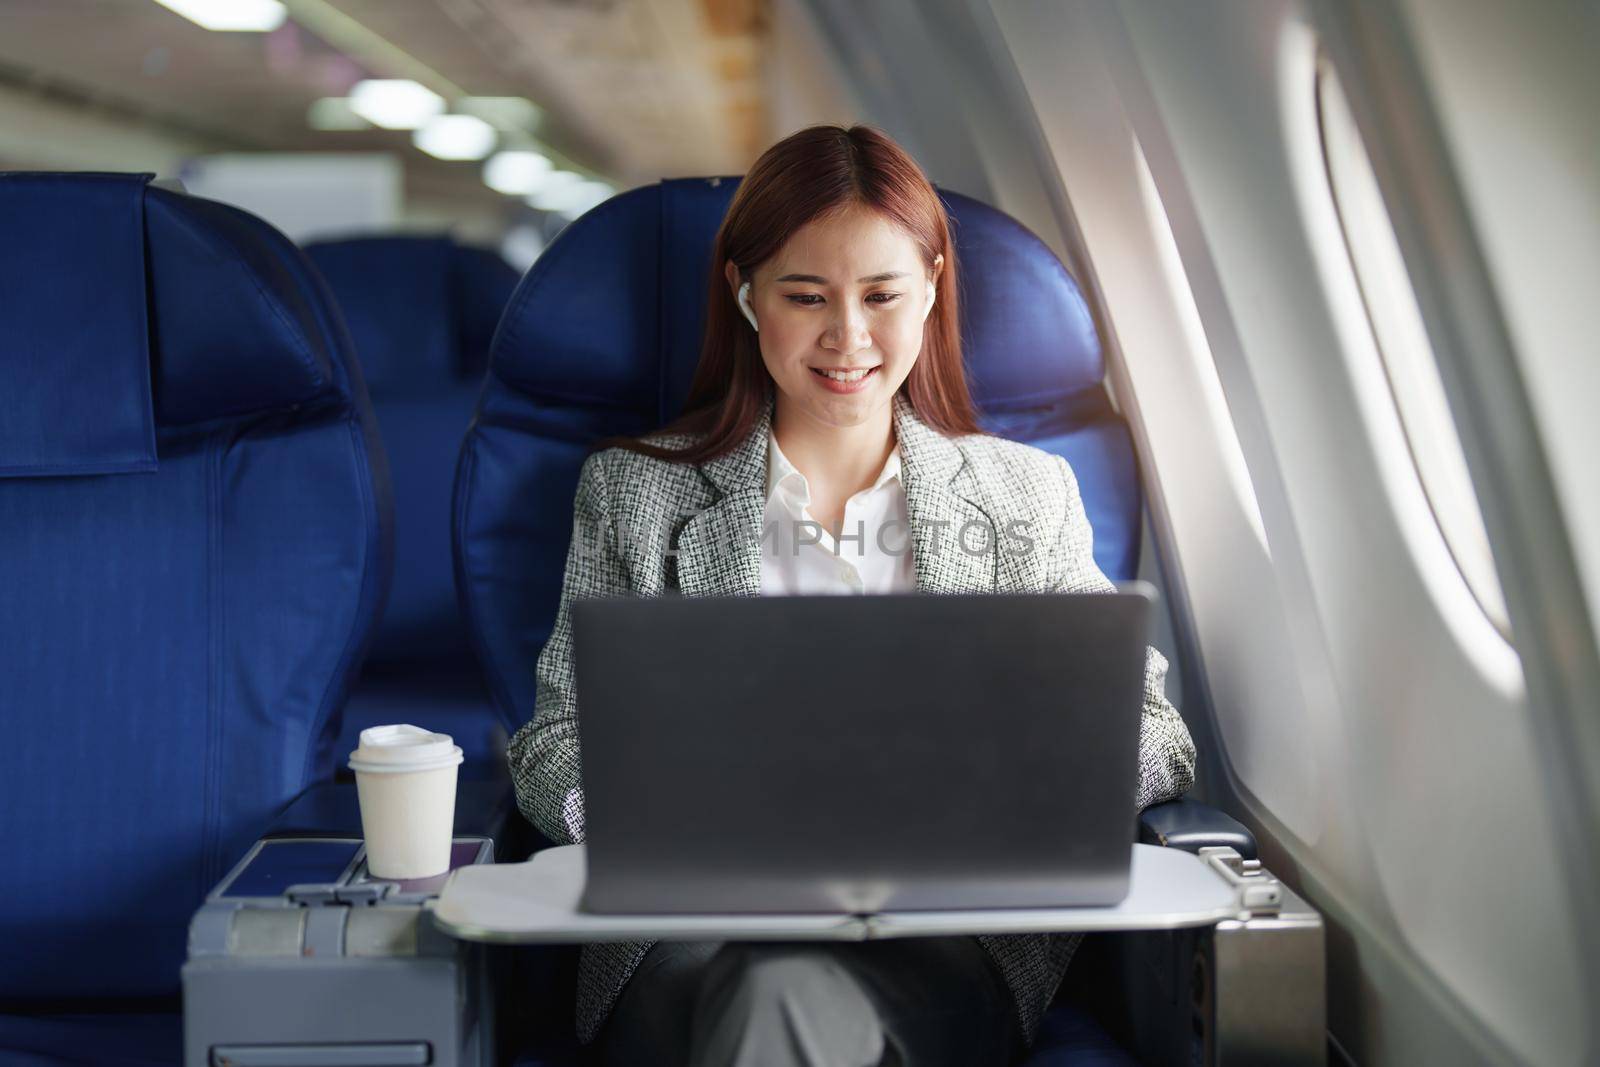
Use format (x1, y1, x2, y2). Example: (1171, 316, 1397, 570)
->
(810, 365, 879, 394)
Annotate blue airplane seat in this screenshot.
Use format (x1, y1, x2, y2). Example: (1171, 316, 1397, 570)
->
(0, 173, 392, 1066)
(459, 177, 1143, 1063)
(456, 178, 1139, 732)
(305, 235, 520, 781)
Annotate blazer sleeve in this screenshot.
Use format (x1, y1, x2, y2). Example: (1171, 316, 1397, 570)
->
(1047, 453, 1198, 811)
(506, 452, 631, 845)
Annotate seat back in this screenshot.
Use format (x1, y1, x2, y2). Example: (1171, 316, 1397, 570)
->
(454, 177, 1139, 730)
(305, 235, 518, 669)
(0, 173, 392, 999)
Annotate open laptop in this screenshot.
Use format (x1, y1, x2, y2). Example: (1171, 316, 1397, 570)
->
(571, 588, 1153, 915)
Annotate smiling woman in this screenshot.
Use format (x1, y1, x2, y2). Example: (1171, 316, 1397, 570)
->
(605, 124, 980, 472)
(510, 124, 1197, 1066)
(737, 205, 939, 408)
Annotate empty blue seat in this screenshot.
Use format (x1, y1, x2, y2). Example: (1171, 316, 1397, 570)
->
(0, 173, 392, 1066)
(305, 235, 520, 780)
(454, 177, 1143, 1063)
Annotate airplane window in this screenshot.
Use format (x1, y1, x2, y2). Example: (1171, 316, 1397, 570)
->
(1316, 58, 1512, 638)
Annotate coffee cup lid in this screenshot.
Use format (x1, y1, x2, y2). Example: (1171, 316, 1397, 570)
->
(348, 724, 464, 774)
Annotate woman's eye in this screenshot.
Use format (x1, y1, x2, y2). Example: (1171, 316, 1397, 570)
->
(784, 292, 901, 307)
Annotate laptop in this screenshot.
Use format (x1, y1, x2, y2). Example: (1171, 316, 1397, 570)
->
(571, 588, 1153, 915)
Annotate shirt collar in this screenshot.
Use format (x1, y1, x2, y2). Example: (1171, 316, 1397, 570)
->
(765, 429, 902, 505)
(700, 390, 965, 499)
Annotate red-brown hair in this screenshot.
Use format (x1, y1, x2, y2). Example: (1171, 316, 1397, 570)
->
(602, 124, 983, 463)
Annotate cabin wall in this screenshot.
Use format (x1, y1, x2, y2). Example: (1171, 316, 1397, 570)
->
(1394, 0, 1600, 635)
(794, 0, 1069, 265)
(765, 0, 861, 143)
(974, 2, 1594, 1065)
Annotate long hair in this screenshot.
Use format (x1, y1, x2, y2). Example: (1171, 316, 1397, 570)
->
(602, 124, 983, 464)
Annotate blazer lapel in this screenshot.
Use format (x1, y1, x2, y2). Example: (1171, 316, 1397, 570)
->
(674, 395, 772, 599)
(675, 390, 999, 598)
(893, 393, 998, 595)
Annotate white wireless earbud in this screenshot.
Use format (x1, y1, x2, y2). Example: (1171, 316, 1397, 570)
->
(922, 254, 943, 324)
(737, 281, 759, 332)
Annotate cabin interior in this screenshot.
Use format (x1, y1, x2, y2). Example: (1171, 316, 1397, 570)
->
(1, 1, 1596, 1065)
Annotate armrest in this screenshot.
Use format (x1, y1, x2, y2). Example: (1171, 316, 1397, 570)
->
(268, 778, 518, 854)
(1138, 798, 1257, 860)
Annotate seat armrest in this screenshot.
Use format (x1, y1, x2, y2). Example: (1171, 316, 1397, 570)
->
(1138, 798, 1257, 860)
(268, 778, 518, 854)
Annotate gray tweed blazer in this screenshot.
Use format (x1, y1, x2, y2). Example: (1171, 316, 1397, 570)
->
(508, 388, 1197, 1046)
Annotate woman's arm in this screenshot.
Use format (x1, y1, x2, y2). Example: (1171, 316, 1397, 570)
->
(1047, 453, 1198, 810)
(507, 452, 632, 845)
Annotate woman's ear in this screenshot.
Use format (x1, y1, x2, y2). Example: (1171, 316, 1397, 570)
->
(728, 260, 760, 332)
(923, 253, 945, 323)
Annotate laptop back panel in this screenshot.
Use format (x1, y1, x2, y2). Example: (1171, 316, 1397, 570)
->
(572, 592, 1150, 914)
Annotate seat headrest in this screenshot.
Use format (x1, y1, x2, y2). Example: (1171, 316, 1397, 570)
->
(0, 172, 358, 477)
(0, 172, 157, 476)
(488, 177, 1104, 424)
(304, 235, 520, 394)
(941, 188, 1103, 413)
(145, 185, 353, 424)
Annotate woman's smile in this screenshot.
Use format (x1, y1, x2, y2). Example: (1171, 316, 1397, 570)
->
(810, 365, 880, 393)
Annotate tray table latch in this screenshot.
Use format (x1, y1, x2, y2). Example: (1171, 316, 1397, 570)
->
(1198, 846, 1283, 917)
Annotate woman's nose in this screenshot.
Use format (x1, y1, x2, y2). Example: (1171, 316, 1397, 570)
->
(822, 305, 871, 354)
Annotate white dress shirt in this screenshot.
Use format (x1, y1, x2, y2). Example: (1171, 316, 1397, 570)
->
(759, 429, 917, 595)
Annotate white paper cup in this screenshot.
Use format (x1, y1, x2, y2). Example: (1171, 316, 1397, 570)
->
(349, 724, 464, 879)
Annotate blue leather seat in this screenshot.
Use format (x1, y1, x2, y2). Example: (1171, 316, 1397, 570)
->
(0, 173, 392, 1066)
(305, 235, 520, 780)
(459, 177, 1142, 1064)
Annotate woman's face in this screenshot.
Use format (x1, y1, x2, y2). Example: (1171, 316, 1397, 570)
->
(728, 205, 940, 433)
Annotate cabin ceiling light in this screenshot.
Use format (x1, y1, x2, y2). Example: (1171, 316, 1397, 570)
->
(484, 150, 553, 195)
(307, 97, 370, 131)
(457, 97, 543, 132)
(532, 179, 614, 218)
(151, 0, 287, 32)
(571, 180, 616, 213)
(414, 114, 497, 161)
(525, 171, 589, 213)
(348, 79, 445, 130)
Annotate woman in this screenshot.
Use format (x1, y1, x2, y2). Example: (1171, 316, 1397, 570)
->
(508, 124, 1197, 1066)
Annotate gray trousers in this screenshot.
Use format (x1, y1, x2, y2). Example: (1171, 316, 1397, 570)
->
(593, 937, 1022, 1067)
